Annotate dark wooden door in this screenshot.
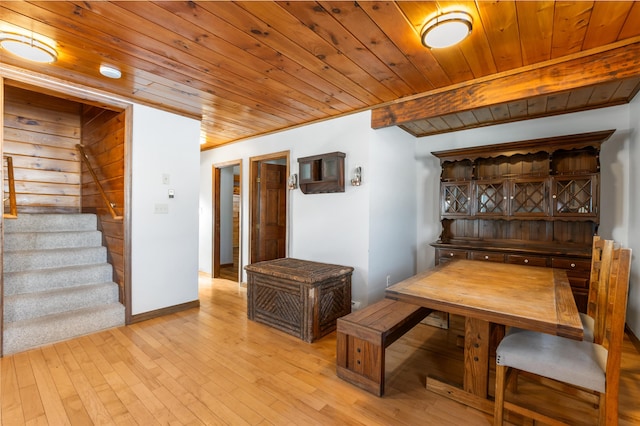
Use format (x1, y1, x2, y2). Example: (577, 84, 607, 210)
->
(254, 163, 287, 262)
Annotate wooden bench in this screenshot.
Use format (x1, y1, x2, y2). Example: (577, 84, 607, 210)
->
(336, 298, 432, 396)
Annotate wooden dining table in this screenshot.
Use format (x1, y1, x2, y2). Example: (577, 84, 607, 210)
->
(385, 259, 583, 414)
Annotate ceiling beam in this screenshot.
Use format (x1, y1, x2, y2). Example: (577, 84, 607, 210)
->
(371, 39, 640, 129)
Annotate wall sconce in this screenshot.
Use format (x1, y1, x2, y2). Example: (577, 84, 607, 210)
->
(0, 32, 58, 63)
(287, 173, 298, 190)
(420, 11, 473, 49)
(351, 166, 362, 186)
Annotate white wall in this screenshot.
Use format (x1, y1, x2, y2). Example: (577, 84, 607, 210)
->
(199, 156, 213, 274)
(627, 94, 640, 335)
(367, 125, 417, 302)
(131, 104, 201, 315)
(200, 111, 417, 306)
(415, 104, 638, 335)
(220, 167, 234, 264)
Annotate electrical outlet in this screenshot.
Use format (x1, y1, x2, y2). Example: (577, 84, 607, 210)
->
(386, 275, 391, 287)
(351, 301, 361, 310)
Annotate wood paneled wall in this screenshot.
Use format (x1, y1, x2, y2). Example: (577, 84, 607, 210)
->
(3, 86, 82, 213)
(80, 105, 126, 303)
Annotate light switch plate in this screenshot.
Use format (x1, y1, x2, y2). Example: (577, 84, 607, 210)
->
(154, 203, 169, 214)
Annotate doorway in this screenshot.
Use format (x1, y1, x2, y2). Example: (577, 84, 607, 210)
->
(213, 161, 241, 281)
(249, 152, 289, 264)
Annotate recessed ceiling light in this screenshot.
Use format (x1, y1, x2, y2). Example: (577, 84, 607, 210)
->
(0, 32, 58, 63)
(100, 64, 122, 79)
(421, 11, 473, 49)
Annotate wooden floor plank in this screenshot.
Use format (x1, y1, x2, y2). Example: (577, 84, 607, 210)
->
(13, 352, 44, 424)
(1, 357, 26, 425)
(1, 273, 639, 426)
(26, 350, 70, 426)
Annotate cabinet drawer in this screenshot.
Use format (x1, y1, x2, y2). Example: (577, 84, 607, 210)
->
(567, 275, 590, 289)
(552, 257, 591, 288)
(470, 251, 505, 262)
(506, 254, 549, 267)
(436, 249, 468, 261)
(572, 288, 589, 313)
(551, 258, 591, 272)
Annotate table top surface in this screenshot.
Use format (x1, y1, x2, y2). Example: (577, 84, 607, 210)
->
(385, 259, 583, 340)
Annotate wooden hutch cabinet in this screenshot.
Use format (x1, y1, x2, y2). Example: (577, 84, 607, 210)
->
(431, 130, 614, 312)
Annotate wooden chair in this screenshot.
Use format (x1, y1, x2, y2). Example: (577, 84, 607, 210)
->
(494, 245, 632, 425)
(581, 236, 615, 342)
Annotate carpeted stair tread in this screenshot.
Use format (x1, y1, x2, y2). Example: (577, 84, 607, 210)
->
(4, 213, 98, 233)
(4, 230, 103, 251)
(3, 303, 125, 355)
(3, 246, 107, 273)
(4, 263, 114, 296)
(4, 282, 120, 322)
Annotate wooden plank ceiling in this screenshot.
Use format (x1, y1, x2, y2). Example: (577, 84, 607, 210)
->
(1, 1, 639, 150)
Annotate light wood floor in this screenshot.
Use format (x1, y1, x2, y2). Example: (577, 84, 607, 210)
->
(219, 247, 239, 281)
(1, 273, 639, 425)
(218, 264, 238, 282)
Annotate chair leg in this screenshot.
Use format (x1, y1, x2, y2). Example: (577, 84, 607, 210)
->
(494, 364, 508, 425)
(508, 370, 519, 393)
(601, 390, 618, 425)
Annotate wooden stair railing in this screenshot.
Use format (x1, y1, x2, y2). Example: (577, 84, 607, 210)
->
(76, 144, 123, 220)
(3, 155, 18, 219)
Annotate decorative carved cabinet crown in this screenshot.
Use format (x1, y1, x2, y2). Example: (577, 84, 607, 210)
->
(430, 130, 614, 312)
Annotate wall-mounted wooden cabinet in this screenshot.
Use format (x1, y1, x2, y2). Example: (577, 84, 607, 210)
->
(297, 152, 345, 194)
(431, 130, 614, 312)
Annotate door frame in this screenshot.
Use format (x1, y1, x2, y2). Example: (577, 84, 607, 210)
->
(249, 151, 290, 264)
(212, 159, 242, 280)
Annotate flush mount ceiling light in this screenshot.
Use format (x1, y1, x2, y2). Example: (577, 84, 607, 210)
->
(0, 32, 58, 63)
(99, 64, 122, 79)
(421, 11, 472, 49)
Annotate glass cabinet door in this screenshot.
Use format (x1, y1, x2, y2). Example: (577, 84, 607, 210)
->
(475, 181, 507, 216)
(511, 179, 548, 217)
(441, 182, 471, 217)
(299, 162, 312, 182)
(322, 157, 338, 180)
(552, 175, 597, 218)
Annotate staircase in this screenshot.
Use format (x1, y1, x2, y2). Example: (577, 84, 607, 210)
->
(3, 213, 125, 355)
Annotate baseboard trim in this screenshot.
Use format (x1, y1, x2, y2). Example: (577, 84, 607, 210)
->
(129, 299, 200, 324)
(626, 324, 640, 354)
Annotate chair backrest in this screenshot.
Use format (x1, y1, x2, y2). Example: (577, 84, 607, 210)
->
(587, 236, 614, 342)
(602, 247, 632, 398)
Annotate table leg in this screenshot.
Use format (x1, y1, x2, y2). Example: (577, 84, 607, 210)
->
(464, 316, 490, 397)
(425, 317, 494, 414)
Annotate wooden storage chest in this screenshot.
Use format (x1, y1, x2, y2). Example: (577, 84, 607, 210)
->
(245, 258, 353, 342)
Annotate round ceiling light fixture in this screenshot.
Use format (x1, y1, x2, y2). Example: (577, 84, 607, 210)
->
(421, 11, 473, 49)
(0, 32, 58, 63)
(99, 64, 122, 79)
